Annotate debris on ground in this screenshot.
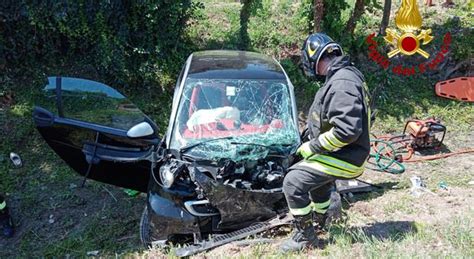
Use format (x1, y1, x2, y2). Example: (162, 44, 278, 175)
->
(86, 250, 100, 256)
(123, 189, 140, 197)
(9, 152, 22, 167)
(410, 176, 436, 197)
(438, 181, 448, 190)
(48, 215, 55, 224)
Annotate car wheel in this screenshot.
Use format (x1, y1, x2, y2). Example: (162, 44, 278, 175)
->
(140, 205, 152, 248)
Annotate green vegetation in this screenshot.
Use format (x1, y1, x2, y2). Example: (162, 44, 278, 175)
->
(1, 0, 473, 257)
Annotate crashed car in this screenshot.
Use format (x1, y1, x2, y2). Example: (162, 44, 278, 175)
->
(33, 50, 302, 253)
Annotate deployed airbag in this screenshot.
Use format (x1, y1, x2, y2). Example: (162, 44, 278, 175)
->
(187, 106, 240, 131)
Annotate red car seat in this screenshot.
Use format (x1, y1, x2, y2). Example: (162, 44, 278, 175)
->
(188, 84, 229, 118)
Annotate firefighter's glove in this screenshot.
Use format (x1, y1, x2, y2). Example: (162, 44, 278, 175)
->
(297, 141, 314, 159)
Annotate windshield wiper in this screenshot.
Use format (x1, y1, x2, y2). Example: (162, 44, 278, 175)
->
(180, 136, 233, 153)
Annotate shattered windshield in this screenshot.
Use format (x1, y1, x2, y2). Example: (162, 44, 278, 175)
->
(170, 78, 300, 161)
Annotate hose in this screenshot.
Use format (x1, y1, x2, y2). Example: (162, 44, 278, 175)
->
(368, 137, 474, 173)
(403, 148, 474, 162)
(368, 139, 406, 174)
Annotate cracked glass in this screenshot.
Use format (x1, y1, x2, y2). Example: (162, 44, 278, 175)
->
(170, 78, 299, 161)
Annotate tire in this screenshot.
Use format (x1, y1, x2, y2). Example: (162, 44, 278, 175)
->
(140, 205, 152, 248)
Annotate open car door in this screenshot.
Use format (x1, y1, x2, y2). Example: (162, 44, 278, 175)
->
(33, 77, 160, 192)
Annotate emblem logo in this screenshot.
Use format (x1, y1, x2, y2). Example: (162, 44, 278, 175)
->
(384, 0, 434, 58)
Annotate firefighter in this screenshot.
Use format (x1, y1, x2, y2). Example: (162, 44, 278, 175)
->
(0, 194, 14, 237)
(280, 33, 371, 252)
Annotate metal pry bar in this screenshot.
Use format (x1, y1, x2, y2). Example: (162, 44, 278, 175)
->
(174, 213, 292, 257)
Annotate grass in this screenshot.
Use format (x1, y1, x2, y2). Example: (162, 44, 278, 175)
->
(1, 0, 473, 257)
(357, 216, 473, 258)
(141, 212, 473, 258)
(0, 127, 146, 257)
(381, 193, 416, 215)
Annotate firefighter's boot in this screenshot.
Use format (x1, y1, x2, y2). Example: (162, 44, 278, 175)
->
(280, 213, 318, 252)
(312, 212, 327, 232)
(0, 209, 14, 238)
(313, 192, 342, 232)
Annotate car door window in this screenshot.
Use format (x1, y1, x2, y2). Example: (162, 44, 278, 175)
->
(40, 77, 147, 131)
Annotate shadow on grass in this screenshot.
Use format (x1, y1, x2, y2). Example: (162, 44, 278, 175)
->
(339, 181, 400, 209)
(324, 220, 417, 248)
(355, 220, 417, 241)
(415, 142, 452, 156)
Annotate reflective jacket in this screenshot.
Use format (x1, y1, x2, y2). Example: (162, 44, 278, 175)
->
(293, 56, 371, 179)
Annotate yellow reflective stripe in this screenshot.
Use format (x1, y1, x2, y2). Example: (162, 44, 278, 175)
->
(299, 160, 358, 178)
(311, 200, 331, 213)
(299, 159, 364, 178)
(0, 201, 6, 210)
(318, 133, 337, 151)
(312, 200, 330, 209)
(318, 129, 349, 151)
(289, 203, 312, 216)
(314, 207, 327, 214)
(324, 134, 340, 149)
(363, 82, 371, 129)
(327, 128, 347, 147)
(314, 154, 364, 172)
(323, 134, 339, 149)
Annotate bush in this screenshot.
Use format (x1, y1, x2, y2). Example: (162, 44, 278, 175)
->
(0, 1, 203, 92)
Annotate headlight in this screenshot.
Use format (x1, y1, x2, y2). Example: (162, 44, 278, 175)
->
(159, 166, 175, 188)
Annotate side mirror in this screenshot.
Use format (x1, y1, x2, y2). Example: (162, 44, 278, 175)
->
(127, 122, 154, 138)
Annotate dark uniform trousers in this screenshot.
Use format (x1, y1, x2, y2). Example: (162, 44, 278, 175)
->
(283, 170, 336, 215)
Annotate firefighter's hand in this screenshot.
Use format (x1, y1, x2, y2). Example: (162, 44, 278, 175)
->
(297, 141, 314, 159)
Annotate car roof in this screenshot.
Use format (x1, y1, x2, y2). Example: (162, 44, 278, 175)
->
(187, 50, 287, 80)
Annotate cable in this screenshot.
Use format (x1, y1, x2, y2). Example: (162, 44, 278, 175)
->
(367, 138, 406, 174)
(403, 148, 474, 162)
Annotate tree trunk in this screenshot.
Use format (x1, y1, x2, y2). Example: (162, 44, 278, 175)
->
(313, 0, 324, 32)
(239, 0, 252, 49)
(379, 0, 392, 35)
(345, 0, 365, 35)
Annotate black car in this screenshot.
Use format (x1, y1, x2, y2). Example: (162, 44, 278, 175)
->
(33, 50, 302, 251)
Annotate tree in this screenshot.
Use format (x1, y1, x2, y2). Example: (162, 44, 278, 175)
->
(379, 0, 392, 35)
(238, 0, 262, 50)
(239, 0, 252, 49)
(345, 0, 366, 35)
(313, 0, 324, 32)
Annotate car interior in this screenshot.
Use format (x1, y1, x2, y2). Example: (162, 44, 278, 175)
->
(181, 81, 285, 139)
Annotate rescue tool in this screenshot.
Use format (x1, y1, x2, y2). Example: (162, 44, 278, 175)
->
(369, 118, 474, 174)
(174, 214, 292, 257)
(435, 77, 474, 102)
